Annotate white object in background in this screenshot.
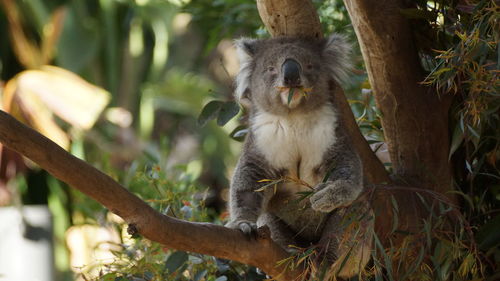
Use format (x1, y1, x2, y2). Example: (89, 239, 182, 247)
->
(0, 205, 54, 281)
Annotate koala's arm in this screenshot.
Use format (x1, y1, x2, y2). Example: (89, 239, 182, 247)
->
(310, 127, 363, 213)
(226, 145, 273, 235)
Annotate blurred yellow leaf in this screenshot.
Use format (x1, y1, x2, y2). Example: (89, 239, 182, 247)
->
(15, 66, 110, 129)
(0, 0, 65, 68)
(4, 78, 70, 149)
(1, 0, 42, 68)
(2, 66, 111, 149)
(41, 7, 66, 64)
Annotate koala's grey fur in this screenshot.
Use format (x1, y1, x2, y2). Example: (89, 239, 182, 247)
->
(227, 35, 371, 278)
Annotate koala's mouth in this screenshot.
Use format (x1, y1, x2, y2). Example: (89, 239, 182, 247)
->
(276, 86, 313, 109)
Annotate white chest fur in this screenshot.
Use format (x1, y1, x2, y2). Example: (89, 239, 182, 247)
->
(251, 105, 337, 187)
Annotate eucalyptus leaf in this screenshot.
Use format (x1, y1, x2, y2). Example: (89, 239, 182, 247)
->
(164, 251, 188, 274)
(57, 5, 100, 72)
(217, 101, 240, 126)
(288, 88, 295, 106)
(476, 215, 500, 251)
(322, 162, 337, 183)
(198, 100, 223, 127)
(449, 124, 464, 160)
(229, 125, 248, 142)
(193, 269, 208, 281)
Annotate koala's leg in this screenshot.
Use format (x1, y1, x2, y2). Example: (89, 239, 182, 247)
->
(310, 128, 364, 213)
(226, 150, 277, 237)
(258, 213, 298, 250)
(317, 201, 373, 279)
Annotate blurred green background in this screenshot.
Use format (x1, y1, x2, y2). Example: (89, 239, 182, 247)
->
(0, 0, 498, 280)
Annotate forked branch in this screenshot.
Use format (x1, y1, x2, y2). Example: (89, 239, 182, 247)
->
(0, 110, 300, 281)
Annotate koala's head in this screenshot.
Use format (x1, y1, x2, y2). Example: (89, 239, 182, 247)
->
(234, 34, 351, 115)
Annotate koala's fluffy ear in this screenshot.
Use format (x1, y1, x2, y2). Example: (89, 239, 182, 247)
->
(234, 38, 259, 107)
(322, 34, 352, 84)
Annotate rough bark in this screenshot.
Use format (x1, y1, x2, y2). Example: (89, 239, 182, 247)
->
(0, 110, 301, 281)
(343, 0, 453, 195)
(256, 0, 457, 244)
(333, 87, 391, 184)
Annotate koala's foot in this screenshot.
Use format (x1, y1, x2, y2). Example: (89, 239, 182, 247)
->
(225, 220, 258, 239)
(255, 267, 270, 279)
(310, 180, 361, 213)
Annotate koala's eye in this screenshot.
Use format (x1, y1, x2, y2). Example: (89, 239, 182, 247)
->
(267, 66, 276, 73)
(306, 64, 314, 70)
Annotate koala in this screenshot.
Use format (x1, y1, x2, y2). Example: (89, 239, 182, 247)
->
(226, 35, 371, 278)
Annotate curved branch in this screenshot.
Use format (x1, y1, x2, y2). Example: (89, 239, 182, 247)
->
(0, 109, 439, 276)
(0, 110, 300, 281)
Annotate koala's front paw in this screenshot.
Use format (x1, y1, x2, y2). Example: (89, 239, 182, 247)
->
(310, 180, 360, 213)
(226, 220, 258, 239)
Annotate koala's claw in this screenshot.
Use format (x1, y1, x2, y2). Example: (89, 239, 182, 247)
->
(310, 188, 339, 212)
(310, 181, 359, 213)
(227, 220, 258, 239)
(238, 221, 258, 238)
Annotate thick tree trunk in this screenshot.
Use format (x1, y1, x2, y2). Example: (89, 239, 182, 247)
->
(343, 0, 453, 195)
(256, 0, 322, 39)
(256, 0, 456, 244)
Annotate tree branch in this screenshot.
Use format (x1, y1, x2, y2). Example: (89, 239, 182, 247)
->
(0, 109, 437, 276)
(0, 110, 301, 281)
(256, 0, 322, 39)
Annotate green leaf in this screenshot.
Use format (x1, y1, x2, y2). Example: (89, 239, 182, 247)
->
(335, 240, 355, 276)
(57, 6, 100, 72)
(255, 178, 284, 192)
(390, 195, 399, 234)
(476, 215, 500, 251)
(193, 269, 208, 281)
(164, 251, 188, 274)
(449, 124, 464, 160)
(217, 101, 240, 126)
(373, 233, 394, 281)
(229, 125, 248, 142)
(322, 162, 337, 183)
(400, 246, 425, 281)
(288, 88, 295, 106)
(433, 67, 453, 77)
(198, 100, 223, 127)
(293, 191, 314, 203)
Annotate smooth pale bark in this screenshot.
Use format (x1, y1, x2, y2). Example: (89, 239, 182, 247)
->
(256, 0, 322, 39)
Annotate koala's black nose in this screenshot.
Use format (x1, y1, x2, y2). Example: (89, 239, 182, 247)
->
(282, 59, 301, 87)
